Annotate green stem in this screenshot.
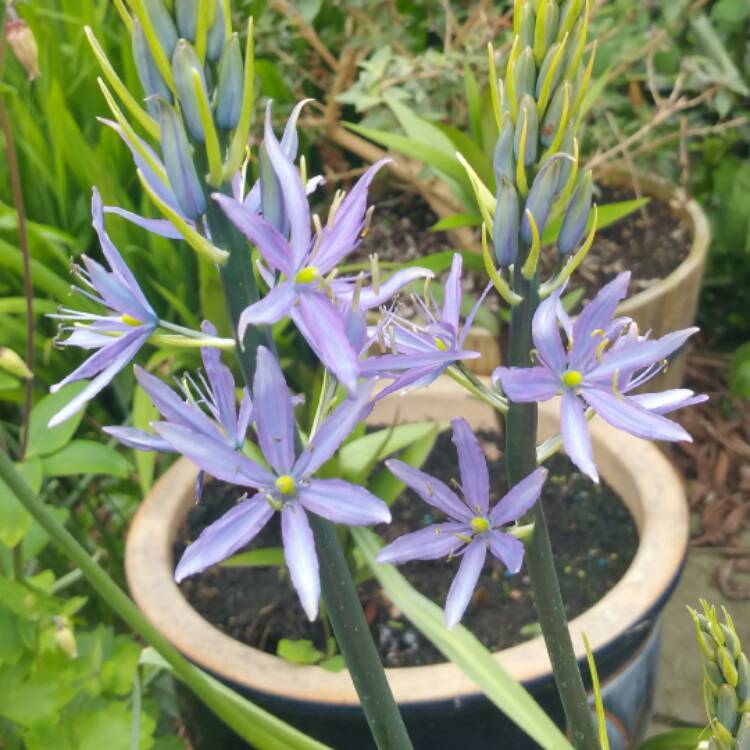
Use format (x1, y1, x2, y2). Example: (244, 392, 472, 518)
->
(206, 184, 412, 750)
(505, 264, 598, 750)
(0, 449, 327, 750)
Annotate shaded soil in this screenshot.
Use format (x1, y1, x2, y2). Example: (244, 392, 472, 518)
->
(351, 183, 691, 311)
(175, 431, 638, 667)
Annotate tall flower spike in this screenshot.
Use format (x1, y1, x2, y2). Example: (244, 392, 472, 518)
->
(155, 347, 390, 621)
(48, 189, 158, 426)
(493, 273, 706, 481)
(377, 418, 547, 628)
(359, 254, 487, 399)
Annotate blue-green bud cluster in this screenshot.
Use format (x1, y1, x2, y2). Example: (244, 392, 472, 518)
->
(690, 601, 750, 750)
(480, 0, 596, 272)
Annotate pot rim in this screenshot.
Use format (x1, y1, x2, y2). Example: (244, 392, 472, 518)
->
(125, 376, 688, 707)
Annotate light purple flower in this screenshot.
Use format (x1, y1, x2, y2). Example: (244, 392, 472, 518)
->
(48, 189, 158, 426)
(377, 417, 546, 629)
(158, 346, 390, 620)
(213, 104, 430, 394)
(493, 272, 706, 482)
(359, 254, 487, 398)
(104, 321, 253, 454)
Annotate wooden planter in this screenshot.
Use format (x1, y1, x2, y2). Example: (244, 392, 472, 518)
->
(126, 376, 688, 749)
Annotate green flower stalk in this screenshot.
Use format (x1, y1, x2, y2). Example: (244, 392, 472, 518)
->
(690, 601, 750, 750)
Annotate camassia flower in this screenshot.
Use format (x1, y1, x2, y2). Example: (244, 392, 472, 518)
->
(213, 104, 430, 394)
(48, 189, 158, 426)
(104, 322, 253, 454)
(359, 254, 487, 397)
(377, 418, 547, 628)
(493, 272, 706, 482)
(155, 347, 390, 621)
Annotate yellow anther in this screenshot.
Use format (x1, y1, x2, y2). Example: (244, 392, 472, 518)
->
(299, 155, 308, 188)
(295, 266, 319, 285)
(591, 329, 606, 337)
(470, 517, 490, 534)
(455, 533, 473, 544)
(595, 337, 610, 363)
(561, 370, 583, 388)
(612, 369, 623, 401)
(275, 475, 296, 495)
(435, 337, 448, 351)
(121, 314, 142, 326)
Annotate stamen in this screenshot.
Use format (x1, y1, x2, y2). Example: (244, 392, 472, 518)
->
(595, 337, 610, 362)
(121, 314, 142, 326)
(275, 475, 296, 495)
(299, 155, 308, 187)
(612, 368, 623, 401)
(312, 213, 324, 238)
(361, 205, 375, 238)
(455, 533, 473, 544)
(369, 253, 380, 295)
(327, 189, 345, 228)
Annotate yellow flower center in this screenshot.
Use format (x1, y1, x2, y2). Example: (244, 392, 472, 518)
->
(470, 516, 490, 534)
(121, 314, 142, 326)
(561, 370, 583, 388)
(275, 475, 296, 495)
(295, 266, 319, 285)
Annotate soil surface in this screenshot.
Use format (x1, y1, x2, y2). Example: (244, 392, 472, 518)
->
(175, 430, 638, 668)
(351, 184, 690, 312)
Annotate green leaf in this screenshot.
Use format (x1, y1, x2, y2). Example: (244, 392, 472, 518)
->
(729, 342, 750, 398)
(542, 198, 650, 246)
(352, 528, 574, 750)
(26, 382, 90, 459)
(636, 728, 707, 750)
(42, 441, 132, 478)
(431, 214, 482, 232)
(222, 547, 285, 568)
(276, 639, 323, 666)
(339, 422, 446, 484)
(299, 0, 322, 24)
(0, 459, 42, 547)
(464, 64, 482, 145)
(319, 655, 346, 673)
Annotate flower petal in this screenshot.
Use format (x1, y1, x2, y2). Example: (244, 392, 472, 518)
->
(238, 282, 296, 337)
(263, 104, 311, 268)
(294, 382, 373, 476)
(313, 159, 390, 272)
(49, 328, 151, 427)
(376, 522, 468, 564)
(581, 387, 692, 443)
(492, 366, 560, 401)
(451, 418, 489, 514)
(571, 272, 630, 368)
(490, 467, 547, 526)
(201, 321, 240, 439)
(253, 347, 295, 474)
(298, 479, 391, 525)
(103, 425, 173, 452)
(281, 504, 320, 621)
(292, 292, 360, 396)
(445, 540, 486, 629)
(212, 193, 293, 276)
(333, 267, 434, 310)
(384, 459, 472, 522)
(629, 389, 708, 415)
(103, 206, 184, 239)
(359, 348, 479, 376)
(152, 422, 275, 488)
(175, 496, 274, 582)
(487, 531, 525, 573)
(561, 389, 598, 482)
(533, 293, 566, 371)
(371, 366, 442, 401)
(442, 254, 462, 331)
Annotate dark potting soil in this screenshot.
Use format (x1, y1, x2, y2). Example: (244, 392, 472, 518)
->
(175, 430, 638, 668)
(351, 184, 691, 309)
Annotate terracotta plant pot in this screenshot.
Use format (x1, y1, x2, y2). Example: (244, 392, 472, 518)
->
(126, 377, 688, 749)
(460, 167, 710, 386)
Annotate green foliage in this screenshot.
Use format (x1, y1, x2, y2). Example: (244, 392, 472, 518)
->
(729, 343, 750, 399)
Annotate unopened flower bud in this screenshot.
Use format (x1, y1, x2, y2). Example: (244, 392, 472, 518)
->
(4, 10, 39, 80)
(53, 616, 78, 658)
(738, 653, 750, 702)
(206, 0, 226, 61)
(518, 3, 535, 49)
(143, 0, 178, 58)
(558, 0, 583, 40)
(0, 347, 32, 379)
(536, 41, 565, 101)
(514, 95, 538, 166)
(493, 119, 515, 183)
(521, 157, 561, 244)
(558, 170, 592, 254)
(736, 715, 750, 750)
(259, 143, 286, 234)
(215, 33, 243, 130)
(717, 685, 739, 735)
(493, 177, 520, 267)
(541, 80, 571, 147)
(132, 18, 171, 108)
(535, 0, 559, 63)
(514, 47, 537, 103)
(159, 101, 206, 218)
(556, 122, 576, 190)
(172, 39, 208, 141)
(175, 0, 198, 41)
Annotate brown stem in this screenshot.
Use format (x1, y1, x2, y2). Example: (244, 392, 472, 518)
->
(0, 17, 34, 463)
